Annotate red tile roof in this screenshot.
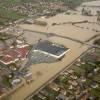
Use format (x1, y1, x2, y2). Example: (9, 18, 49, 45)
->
(0, 46, 29, 65)
(0, 56, 13, 64)
(4, 50, 20, 58)
(15, 47, 28, 59)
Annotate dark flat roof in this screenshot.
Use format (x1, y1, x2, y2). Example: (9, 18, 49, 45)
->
(34, 41, 69, 56)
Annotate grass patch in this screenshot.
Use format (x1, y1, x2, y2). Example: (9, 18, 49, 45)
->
(72, 65, 85, 76)
(54, 75, 68, 86)
(90, 88, 100, 98)
(0, 7, 27, 26)
(2, 75, 12, 88)
(47, 89, 58, 100)
(79, 63, 95, 72)
(0, 8, 26, 20)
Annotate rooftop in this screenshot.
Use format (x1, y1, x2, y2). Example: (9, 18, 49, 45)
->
(33, 41, 69, 58)
(0, 46, 29, 65)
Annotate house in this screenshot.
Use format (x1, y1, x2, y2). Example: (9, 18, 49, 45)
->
(15, 47, 29, 60)
(38, 93, 47, 100)
(56, 93, 66, 100)
(0, 46, 29, 65)
(60, 88, 66, 95)
(40, 89, 49, 97)
(33, 40, 69, 59)
(70, 75, 78, 80)
(91, 82, 98, 89)
(48, 82, 60, 92)
(68, 80, 78, 86)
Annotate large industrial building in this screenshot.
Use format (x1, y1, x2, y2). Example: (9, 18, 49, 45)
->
(33, 41, 69, 59)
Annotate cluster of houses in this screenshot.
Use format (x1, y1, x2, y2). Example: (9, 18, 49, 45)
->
(0, 1, 67, 17)
(32, 48, 100, 100)
(0, 34, 30, 97)
(0, 39, 29, 66)
(32, 69, 90, 100)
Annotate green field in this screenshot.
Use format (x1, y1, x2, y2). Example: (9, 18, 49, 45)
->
(0, 7, 27, 26)
(0, 0, 27, 26)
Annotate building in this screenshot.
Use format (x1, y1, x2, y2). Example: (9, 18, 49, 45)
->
(33, 40, 69, 59)
(0, 46, 29, 65)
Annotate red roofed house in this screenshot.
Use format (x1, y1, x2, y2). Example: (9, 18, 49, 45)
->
(0, 46, 29, 65)
(15, 47, 28, 60)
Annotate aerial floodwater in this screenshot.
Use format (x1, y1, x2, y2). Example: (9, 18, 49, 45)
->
(0, 0, 100, 100)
